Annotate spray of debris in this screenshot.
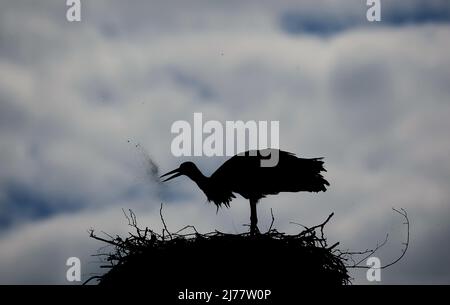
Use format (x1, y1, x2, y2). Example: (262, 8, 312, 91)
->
(127, 139, 161, 185)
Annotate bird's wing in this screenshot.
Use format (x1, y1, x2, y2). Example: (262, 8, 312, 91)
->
(211, 149, 329, 197)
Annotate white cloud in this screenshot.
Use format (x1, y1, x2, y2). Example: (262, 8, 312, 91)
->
(0, 0, 450, 284)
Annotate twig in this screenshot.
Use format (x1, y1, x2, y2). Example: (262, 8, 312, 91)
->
(351, 234, 389, 267)
(289, 221, 308, 230)
(268, 208, 275, 232)
(122, 208, 132, 226)
(328, 242, 340, 250)
(160, 203, 172, 240)
(381, 208, 409, 269)
(175, 225, 199, 235)
(345, 207, 410, 270)
(83, 276, 102, 285)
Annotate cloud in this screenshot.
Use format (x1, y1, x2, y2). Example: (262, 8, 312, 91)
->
(279, 0, 450, 36)
(0, 0, 449, 284)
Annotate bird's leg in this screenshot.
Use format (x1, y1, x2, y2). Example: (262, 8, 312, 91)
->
(249, 199, 259, 235)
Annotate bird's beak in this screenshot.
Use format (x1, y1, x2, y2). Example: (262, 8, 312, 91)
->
(160, 168, 182, 182)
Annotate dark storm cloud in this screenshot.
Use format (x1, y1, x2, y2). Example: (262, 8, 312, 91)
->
(0, 183, 80, 230)
(383, 1, 450, 26)
(279, 11, 360, 36)
(279, 0, 450, 36)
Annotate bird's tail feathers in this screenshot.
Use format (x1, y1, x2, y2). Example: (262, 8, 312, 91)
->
(296, 157, 329, 192)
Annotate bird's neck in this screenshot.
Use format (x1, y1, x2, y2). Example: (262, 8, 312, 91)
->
(187, 169, 209, 190)
(187, 167, 234, 206)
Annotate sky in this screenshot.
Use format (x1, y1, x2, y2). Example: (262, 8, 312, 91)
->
(0, 0, 450, 284)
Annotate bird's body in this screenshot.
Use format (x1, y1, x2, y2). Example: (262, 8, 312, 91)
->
(161, 149, 329, 234)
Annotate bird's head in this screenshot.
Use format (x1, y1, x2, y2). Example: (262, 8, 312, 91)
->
(160, 161, 200, 182)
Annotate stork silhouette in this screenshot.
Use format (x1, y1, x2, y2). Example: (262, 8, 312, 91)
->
(161, 149, 329, 234)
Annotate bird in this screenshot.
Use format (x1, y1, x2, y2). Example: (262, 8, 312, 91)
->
(160, 149, 329, 235)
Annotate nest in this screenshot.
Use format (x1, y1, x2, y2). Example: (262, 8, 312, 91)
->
(86, 207, 354, 286)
